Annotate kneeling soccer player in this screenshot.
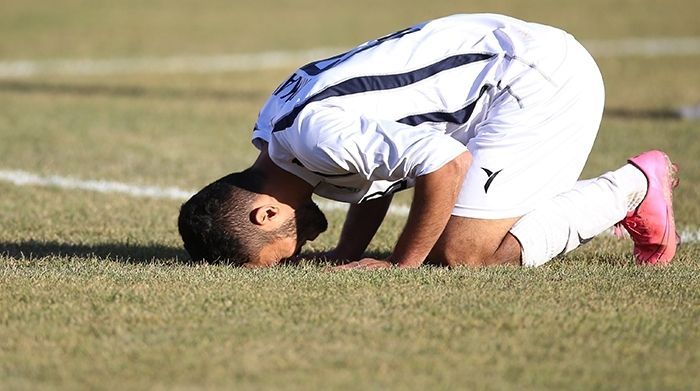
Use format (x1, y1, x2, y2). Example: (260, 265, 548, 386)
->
(178, 13, 679, 269)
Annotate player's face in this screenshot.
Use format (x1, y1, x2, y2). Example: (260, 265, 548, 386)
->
(250, 199, 328, 267)
(292, 198, 328, 253)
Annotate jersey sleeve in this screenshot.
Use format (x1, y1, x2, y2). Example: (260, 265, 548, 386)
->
(251, 90, 287, 150)
(274, 104, 469, 183)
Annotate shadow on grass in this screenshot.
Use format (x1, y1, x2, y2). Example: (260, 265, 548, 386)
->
(0, 240, 190, 264)
(1, 241, 640, 268)
(283, 251, 446, 267)
(0, 80, 688, 121)
(0, 241, 394, 267)
(603, 107, 682, 120)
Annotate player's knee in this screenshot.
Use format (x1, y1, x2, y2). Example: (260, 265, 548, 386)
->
(429, 242, 490, 267)
(450, 253, 492, 267)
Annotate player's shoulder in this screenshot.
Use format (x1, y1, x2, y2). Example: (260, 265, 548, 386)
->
(293, 103, 348, 144)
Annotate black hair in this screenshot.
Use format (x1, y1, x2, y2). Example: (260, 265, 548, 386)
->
(177, 169, 273, 265)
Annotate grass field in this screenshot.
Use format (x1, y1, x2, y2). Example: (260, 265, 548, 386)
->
(1, 1, 699, 390)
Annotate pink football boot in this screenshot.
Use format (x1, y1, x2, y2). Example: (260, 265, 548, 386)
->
(615, 150, 679, 265)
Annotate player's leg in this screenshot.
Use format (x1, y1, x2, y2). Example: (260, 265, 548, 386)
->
(428, 216, 521, 266)
(430, 29, 605, 267)
(432, 32, 678, 267)
(499, 32, 679, 266)
(511, 151, 679, 266)
(509, 163, 647, 266)
(430, 155, 670, 267)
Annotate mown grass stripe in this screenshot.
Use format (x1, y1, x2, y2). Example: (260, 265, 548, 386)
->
(2, 168, 698, 243)
(0, 37, 698, 78)
(0, 168, 411, 216)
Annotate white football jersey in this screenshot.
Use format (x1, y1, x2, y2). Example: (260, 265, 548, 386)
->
(252, 13, 568, 203)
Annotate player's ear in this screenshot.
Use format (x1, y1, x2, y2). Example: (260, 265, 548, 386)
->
(250, 205, 280, 226)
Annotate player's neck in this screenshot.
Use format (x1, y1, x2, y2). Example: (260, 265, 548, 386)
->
(252, 149, 314, 206)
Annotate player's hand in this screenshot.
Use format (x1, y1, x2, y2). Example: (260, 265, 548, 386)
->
(317, 249, 347, 262)
(332, 258, 393, 270)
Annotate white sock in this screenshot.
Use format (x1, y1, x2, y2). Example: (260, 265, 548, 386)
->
(510, 164, 647, 267)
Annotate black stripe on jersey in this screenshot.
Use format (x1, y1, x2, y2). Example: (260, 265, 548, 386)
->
(397, 84, 492, 126)
(299, 26, 423, 76)
(272, 53, 496, 132)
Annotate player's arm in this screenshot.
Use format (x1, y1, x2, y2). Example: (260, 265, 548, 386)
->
(390, 151, 470, 267)
(334, 152, 471, 270)
(292, 105, 471, 269)
(327, 195, 394, 261)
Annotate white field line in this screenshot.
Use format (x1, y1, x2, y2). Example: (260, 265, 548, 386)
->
(0, 37, 699, 78)
(1, 168, 698, 243)
(0, 168, 410, 216)
(583, 37, 700, 57)
(0, 48, 342, 78)
(0, 169, 193, 200)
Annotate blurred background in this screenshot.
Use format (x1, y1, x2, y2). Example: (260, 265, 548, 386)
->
(1, 0, 699, 235)
(1, 2, 699, 390)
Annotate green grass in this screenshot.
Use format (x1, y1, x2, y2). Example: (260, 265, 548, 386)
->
(1, 0, 700, 390)
(2, 257, 699, 390)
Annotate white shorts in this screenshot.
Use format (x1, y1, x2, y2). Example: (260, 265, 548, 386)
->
(452, 31, 605, 219)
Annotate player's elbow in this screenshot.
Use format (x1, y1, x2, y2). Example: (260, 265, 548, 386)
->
(446, 151, 471, 176)
(456, 150, 472, 169)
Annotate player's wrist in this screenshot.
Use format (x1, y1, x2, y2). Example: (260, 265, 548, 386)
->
(331, 245, 363, 261)
(387, 254, 423, 268)
(396, 260, 422, 269)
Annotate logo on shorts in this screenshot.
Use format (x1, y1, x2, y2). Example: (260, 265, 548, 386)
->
(481, 167, 502, 193)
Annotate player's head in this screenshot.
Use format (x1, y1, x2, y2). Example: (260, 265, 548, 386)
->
(177, 169, 327, 266)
